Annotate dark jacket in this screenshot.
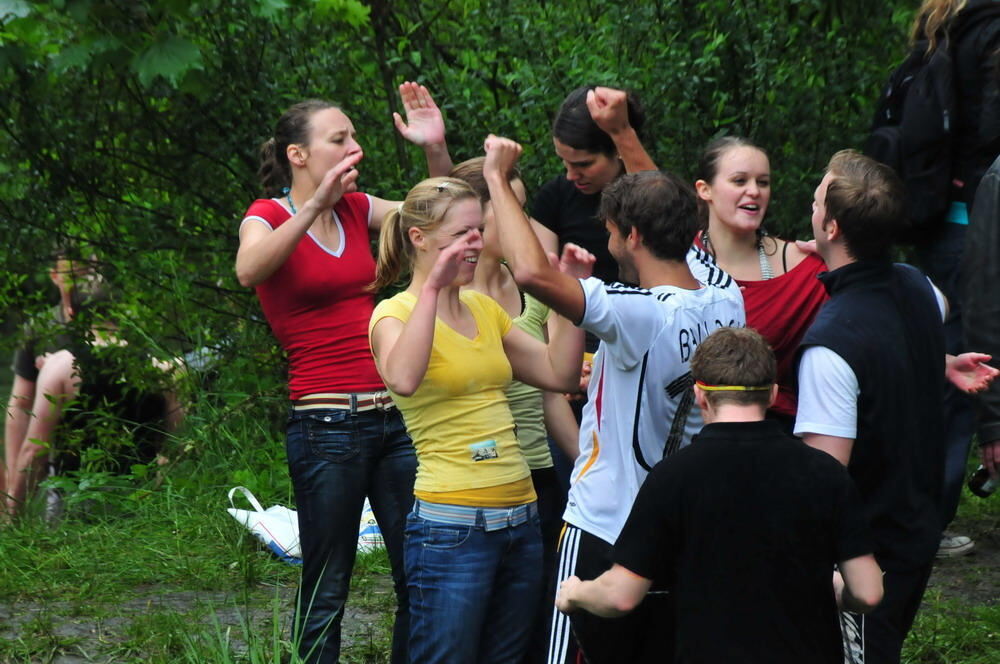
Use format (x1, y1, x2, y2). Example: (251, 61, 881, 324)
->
(951, 0, 1000, 205)
(963, 154, 1000, 445)
(801, 262, 944, 570)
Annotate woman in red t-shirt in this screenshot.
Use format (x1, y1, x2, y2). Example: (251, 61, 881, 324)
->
(235, 84, 450, 664)
(694, 137, 828, 427)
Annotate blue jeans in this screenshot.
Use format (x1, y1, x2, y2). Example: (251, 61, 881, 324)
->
(917, 223, 976, 528)
(286, 406, 416, 664)
(405, 501, 544, 664)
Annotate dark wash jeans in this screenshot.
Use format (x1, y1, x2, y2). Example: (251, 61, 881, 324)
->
(917, 222, 975, 529)
(286, 406, 416, 664)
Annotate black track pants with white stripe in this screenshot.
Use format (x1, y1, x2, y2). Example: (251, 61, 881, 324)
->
(547, 524, 675, 664)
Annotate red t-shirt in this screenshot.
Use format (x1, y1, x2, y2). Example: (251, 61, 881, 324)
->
(693, 235, 828, 417)
(242, 193, 385, 399)
(737, 253, 828, 417)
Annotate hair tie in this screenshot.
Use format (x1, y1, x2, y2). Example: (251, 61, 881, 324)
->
(435, 182, 450, 192)
(396, 203, 404, 215)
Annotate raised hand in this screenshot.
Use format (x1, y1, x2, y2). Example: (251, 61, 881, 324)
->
(394, 81, 446, 147)
(946, 353, 1000, 394)
(586, 86, 631, 136)
(426, 231, 481, 290)
(483, 134, 523, 179)
(311, 152, 363, 212)
(558, 242, 596, 280)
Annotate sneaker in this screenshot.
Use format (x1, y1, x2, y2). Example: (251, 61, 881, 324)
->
(937, 532, 974, 558)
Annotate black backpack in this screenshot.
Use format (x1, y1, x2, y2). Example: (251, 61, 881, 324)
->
(865, 6, 1000, 243)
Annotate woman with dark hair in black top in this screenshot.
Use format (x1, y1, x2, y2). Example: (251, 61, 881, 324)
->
(531, 86, 658, 289)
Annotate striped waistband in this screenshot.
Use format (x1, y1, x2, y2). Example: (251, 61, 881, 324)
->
(412, 498, 537, 532)
(292, 391, 395, 413)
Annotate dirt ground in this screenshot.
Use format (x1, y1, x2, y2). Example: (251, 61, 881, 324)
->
(0, 580, 394, 663)
(924, 511, 1000, 606)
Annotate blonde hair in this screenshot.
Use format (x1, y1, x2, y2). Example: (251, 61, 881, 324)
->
(911, 0, 967, 54)
(369, 177, 478, 291)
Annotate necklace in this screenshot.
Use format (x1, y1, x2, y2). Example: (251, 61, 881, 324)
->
(703, 229, 773, 281)
(286, 191, 298, 214)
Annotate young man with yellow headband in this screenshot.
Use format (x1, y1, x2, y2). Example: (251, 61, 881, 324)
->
(556, 327, 884, 664)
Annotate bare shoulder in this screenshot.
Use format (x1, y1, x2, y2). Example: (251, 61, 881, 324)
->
(774, 237, 812, 272)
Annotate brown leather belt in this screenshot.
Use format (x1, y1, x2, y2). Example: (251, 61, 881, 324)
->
(292, 391, 395, 413)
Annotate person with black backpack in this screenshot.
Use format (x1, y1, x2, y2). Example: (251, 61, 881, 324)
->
(868, 0, 1000, 559)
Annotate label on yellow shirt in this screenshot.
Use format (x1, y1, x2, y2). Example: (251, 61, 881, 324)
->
(470, 440, 499, 461)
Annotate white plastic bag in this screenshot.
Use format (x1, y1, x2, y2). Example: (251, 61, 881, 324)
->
(227, 486, 301, 562)
(357, 497, 385, 552)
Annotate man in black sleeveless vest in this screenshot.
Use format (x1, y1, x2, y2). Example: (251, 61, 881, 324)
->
(794, 150, 945, 664)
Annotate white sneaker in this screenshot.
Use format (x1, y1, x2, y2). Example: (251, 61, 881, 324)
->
(937, 532, 974, 558)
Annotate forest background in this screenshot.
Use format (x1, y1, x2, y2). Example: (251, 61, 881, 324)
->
(0, 1, 997, 663)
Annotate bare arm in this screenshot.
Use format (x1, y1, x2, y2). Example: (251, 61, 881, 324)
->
(370, 234, 477, 396)
(393, 81, 453, 177)
(236, 152, 362, 287)
(543, 390, 580, 461)
(835, 554, 884, 613)
(586, 87, 657, 173)
(555, 565, 652, 618)
(802, 433, 854, 467)
(6, 350, 79, 516)
(370, 284, 440, 398)
(370, 84, 455, 232)
(4, 375, 36, 497)
(504, 316, 582, 394)
(484, 136, 588, 322)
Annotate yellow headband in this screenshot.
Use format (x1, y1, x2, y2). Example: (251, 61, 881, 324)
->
(695, 380, 771, 392)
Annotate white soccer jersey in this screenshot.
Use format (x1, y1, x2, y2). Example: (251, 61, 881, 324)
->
(563, 251, 744, 545)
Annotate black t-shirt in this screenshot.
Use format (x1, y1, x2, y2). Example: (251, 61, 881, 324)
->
(531, 175, 619, 284)
(614, 420, 873, 664)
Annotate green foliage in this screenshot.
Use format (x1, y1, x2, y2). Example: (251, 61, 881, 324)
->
(0, 0, 920, 389)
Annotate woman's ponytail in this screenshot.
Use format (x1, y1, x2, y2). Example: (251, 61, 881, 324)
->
(370, 206, 412, 292)
(258, 137, 288, 199)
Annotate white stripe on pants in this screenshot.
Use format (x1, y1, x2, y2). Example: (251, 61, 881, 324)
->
(547, 524, 583, 664)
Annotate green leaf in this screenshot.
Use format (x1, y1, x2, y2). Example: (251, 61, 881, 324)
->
(0, 0, 32, 22)
(250, 0, 288, 19)
(51, 42, 93, 72)
(132, 34, 203, 87)
(314, 0, 370, 27)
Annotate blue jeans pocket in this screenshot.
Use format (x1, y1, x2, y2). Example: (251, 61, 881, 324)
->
(406, 513, 475, 550)
(301, 411, 361, 463)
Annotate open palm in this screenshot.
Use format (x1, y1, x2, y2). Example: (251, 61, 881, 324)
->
(394, 82, 446, 147)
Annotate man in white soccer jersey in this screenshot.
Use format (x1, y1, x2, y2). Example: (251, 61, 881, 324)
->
(483, 136, 745, 664)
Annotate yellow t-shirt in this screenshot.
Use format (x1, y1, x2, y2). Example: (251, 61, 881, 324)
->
(369, 289, 534, 504)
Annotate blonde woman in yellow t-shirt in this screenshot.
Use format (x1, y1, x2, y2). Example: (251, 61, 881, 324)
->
(368, 176, 591, 664)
